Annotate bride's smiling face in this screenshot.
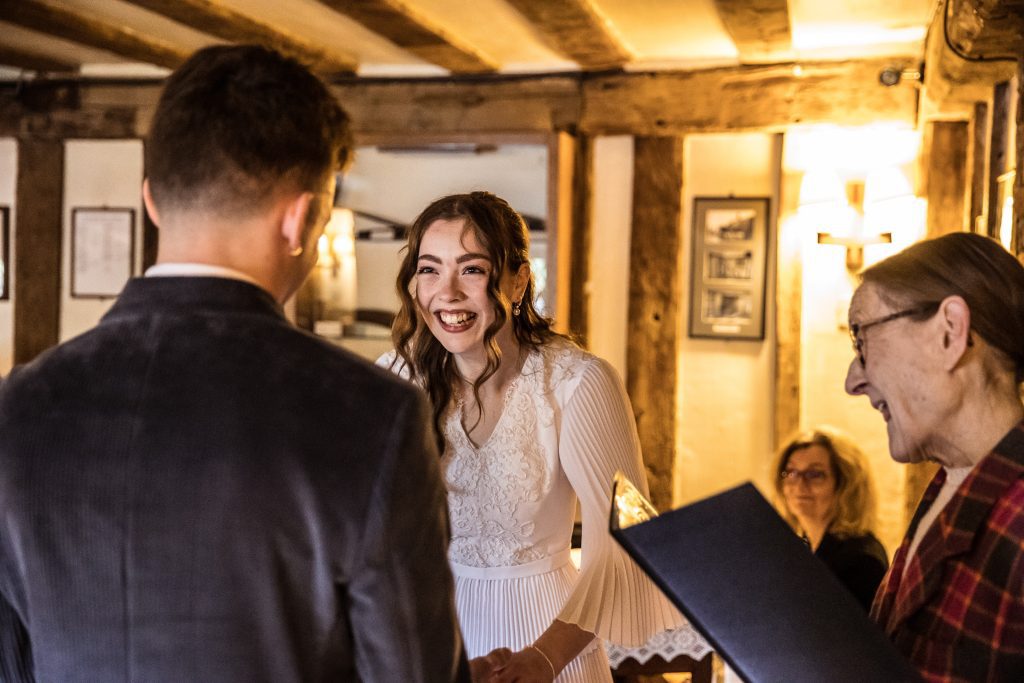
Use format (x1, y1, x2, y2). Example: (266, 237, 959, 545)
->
(414, 218, 525, 359)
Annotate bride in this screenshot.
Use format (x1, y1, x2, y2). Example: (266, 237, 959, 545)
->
(380, 191, 706, 681)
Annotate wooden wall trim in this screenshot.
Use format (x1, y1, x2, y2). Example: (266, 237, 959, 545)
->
(986, 81, 1012, 237)
(13, 139, 63, 364)
(967, 101, 989, 233)
(925, 120, 970, 237)
(627, 136, 683, 512)
(568, 135, 592, 343)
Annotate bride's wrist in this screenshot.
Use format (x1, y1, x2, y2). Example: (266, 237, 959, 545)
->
(526, 644, 556, 679)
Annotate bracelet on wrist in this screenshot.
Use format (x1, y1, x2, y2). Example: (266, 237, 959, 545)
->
(527, 644, 556, 679)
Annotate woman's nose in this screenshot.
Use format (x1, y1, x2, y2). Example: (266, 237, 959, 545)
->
(438, 273, 463, 301)
(844, 357, 866, 396)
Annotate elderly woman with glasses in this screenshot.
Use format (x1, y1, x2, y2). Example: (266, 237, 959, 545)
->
(771, 426, 888, 611)
(844, 232, 1024, 682)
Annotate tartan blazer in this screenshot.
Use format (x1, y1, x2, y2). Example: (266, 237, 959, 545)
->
(871, 422, 1024, 682)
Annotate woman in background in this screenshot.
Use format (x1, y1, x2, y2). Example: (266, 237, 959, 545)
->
(772, 426, 888, 610)
(380, 191, 705, 682)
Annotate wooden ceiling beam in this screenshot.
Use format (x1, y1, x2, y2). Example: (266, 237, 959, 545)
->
(121, 0, 356, 77)
(0, 0, 189, 69)
(945, 0, 1024, 59)
(712, 0, 793, 61)
(0, 46, 78, 73)
(581, 58, 920, 134)
(314, 0, 497, 74)
(921, 0, 1018, 115)
(504, 0, 631, 70)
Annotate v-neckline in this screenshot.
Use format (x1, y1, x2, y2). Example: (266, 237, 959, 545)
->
(457, 350, 530, 451)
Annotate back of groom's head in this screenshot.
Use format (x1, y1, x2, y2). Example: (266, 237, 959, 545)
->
(145, 44, 352, 221)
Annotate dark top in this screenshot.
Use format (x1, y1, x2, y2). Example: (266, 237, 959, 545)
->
(0, 277, 469, 683)
(816, 531, 889, 611)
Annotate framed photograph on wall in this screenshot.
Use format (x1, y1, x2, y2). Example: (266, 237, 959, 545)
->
(0, 206, 8, 301)
(71, 207, 135, 298)
(688, 197, 770, 340)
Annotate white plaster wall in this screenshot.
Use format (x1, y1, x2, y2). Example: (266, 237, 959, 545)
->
(674, 133, 779, 507)
(587, 136, 634, 380)
(0, 139, 16, 375)
(339, 143, 548, 317)
(61, 140, 144, 342)
(341, 145, 548, 224)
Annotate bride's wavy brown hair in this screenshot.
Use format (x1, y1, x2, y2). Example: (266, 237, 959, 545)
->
(390, 192, 563, 451)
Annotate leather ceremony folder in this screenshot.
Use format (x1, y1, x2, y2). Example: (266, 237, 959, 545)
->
(609, 474, 921, 683)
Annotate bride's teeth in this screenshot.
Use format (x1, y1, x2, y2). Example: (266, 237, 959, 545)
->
(440, 312, 474, 325)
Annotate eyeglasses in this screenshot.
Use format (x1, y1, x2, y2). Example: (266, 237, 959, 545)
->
(779, 468, 830, 486)
(849, 303, 939, 368)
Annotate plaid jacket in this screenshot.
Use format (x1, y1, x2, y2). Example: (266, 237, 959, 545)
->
(871, 422, 1024, 682)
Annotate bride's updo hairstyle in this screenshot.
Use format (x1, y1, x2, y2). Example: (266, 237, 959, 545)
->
(391, 191, 564, 450)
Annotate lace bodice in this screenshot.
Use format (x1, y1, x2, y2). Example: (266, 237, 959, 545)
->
(377, 341, 705, 651)
(442, 341, 588, 568)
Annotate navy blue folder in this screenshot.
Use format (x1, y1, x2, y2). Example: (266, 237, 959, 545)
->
(609, 476, 921, 683)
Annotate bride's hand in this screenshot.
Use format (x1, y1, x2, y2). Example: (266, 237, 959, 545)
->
(469, 648, 513, 682)
(487, 645, 556, 682)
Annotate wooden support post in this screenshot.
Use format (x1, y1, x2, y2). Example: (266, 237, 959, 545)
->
(967, 101, 988, 233)
(13, 140, 63, 364)
(627, 136, 683, 512)
(569, 135, 592, 344)
(1013, 61, 1024, 256)
(986, 81, 1011, 238)
(774, 143, 801, 451)
(546, 131, 576, 334)
(924, 120, 969, 237)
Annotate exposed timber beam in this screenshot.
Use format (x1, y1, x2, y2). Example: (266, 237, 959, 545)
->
(581, 58, 919, 134)
(921, 0, 1018, 114)
(314, 0, 497, 74)
(504, 0, 631, 70)
(121, 0, 356, 77)
(0, 46, 78, 73)
(627, 135, 684, 512)
(946, 0, 1024, 59)
(0, 0, 189, 69)
(712, 0, 793, 62)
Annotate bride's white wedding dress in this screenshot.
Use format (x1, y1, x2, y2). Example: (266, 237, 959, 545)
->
(430, 339, 709, 681)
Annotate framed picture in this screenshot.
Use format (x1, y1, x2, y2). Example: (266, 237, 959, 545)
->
(71, 207, 135, 298)
(0, 206, 8, 301)
(688, 197, 770, 340)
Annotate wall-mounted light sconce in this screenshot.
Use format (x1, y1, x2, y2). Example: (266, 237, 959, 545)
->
(799, 167, 913, 272)
(816, 181, 892, 271)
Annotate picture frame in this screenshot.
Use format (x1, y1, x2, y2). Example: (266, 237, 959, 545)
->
(688, 197, 770, 340)
(71, 207, 135, 298)
(0, 206, 8, 301)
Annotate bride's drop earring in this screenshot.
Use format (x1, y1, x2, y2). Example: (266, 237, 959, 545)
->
(512, 300, 522, 316)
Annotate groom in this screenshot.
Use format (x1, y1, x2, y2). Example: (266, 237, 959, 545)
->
(0, 44, 467, 682)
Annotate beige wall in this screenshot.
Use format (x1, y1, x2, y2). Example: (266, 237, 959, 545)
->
(587, 136, 634, 381)
(60, 140, 145, 343)
(673, 133, 781, 507)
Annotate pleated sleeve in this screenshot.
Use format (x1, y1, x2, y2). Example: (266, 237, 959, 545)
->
(555, 356, 689, 647)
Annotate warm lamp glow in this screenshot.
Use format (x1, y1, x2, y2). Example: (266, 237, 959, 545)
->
(316, 207, 357, 322)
